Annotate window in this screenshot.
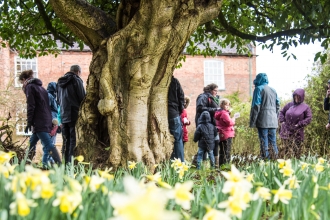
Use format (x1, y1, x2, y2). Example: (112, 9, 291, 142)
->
(204, 60, 225, 90)
(15, 104, 32, 136)
(14, 57, 38, 87)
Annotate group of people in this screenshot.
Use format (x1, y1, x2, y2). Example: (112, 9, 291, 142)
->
(168, 72, 315, 170)
(19, 65, 85, 168)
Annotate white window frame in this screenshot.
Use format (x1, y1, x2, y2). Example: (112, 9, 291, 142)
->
(14, 57, 38, 87)
(204, 60, 225, 90)
(15, 104, 32, 136)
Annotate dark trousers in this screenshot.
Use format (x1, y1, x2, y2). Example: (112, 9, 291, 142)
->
(282, 139, 302, 158)
(62, 121, 76, 164)
(219, 138, 232, 166)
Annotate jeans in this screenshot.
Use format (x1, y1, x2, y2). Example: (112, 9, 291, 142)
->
(29, 132, 57, 166)
(62, 121, 77, 164)
(168, 116, 184, 162)
(257, 128, 278, 159)
(196, 147, 215, 169)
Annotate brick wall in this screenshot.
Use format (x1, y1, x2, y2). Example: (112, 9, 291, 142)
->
(173, 55, 256, 128)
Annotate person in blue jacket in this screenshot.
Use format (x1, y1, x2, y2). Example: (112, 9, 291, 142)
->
(250, 73, 280, 159)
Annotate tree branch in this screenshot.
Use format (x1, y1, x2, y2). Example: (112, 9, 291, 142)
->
(34, 0, 74, 46)
(292, 0, 317, 28)
(217, 10, 328, 43)
(49, 0, 117, 50)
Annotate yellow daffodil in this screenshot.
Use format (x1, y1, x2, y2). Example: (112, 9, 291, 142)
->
(145, 172, 162, 182)
(0, 164, 17, 178)
(0, 151, 16, 164)
(157, 180, 172, 189)
(168, 181, 194, 210)
(32, 182, 55, 199)
(171, 158, 183, 169)
(271, 185, 292, 204)
(279, 163, 294, 177)
(52, 190, 82, 214)
(128, 161, 137, 170)
(88, 175, 105, 192)
(9, 192, 36, 217)
(218, 194, 249, 218)
(202, 207, 231, 220)
(246, 173, 254, 182)
(277, 159, 291, 169)
(315, 163, 324, 173)
(110, 176, 180, 220)
(300, 161, 309, 171)
(284, 176, 300, 189)
(75, 155, 84, 162)
(97, 168, 114, 181)
(253, 187, 271, 201)
(221, 165, 252, 196)
(317, 157, 326, 164)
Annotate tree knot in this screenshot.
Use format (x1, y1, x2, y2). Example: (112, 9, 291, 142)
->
(97, 99, 116, 116)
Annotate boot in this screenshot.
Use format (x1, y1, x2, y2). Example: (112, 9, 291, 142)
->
(214, 156, 219, 169)
(48, 147, 62, 165)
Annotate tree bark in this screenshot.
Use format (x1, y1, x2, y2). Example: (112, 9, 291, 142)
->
(50, 0, 223, 169)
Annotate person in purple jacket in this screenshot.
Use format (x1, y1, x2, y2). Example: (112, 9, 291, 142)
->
(18, 70, 62, 168)
(279, 88, 312, 158)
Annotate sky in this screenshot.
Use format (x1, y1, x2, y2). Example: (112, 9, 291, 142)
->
(256, 41, 324, 99)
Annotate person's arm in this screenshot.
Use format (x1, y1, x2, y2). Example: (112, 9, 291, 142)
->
(324, 97, 330, 111)
(279, 103, 290, 123)
(297, 105, 312, 127)
(75, 77, 86, 104)
(193, 127, 201, 143)
(222, 112, 235, 127)
(25, 85, 36, 125)
(176, 79, 185, 115)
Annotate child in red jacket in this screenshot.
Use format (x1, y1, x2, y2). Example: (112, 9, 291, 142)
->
(214, 98, 235, 167)
(181, 96, 191, 147)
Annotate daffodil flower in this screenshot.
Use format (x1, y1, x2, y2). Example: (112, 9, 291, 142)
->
(271, 184, 292, 204)
(128, 161, 137, 170)
(75, 155, 84, 162)
(315, 163, 324, 173)
(97, 168, 114, 181)
(0, 151, 16, 164)
(110, 176, 180, 220)
(279, 164, 294, 177)
(317, 157, 326, 164)
(52, 190, 82, 214)
(145, 172, 162, 182)
(202, 206, 231, 220)
(10, 192, 37, 217)
(218, 194, 249, 218)
(168, 181, 194, 210)
(284, 176, 301, 189)
(300, 161, 309, 171)
(253, 187, 271, 201)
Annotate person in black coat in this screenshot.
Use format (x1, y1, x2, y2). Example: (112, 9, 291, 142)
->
(57, 65, 86, 164)
(193, 111, 218, 169)
(168, 76, 185, 162)
(19, 70, 61, 167)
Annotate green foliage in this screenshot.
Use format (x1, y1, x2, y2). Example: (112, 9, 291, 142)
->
(304, 50, 330, 155)
(1, 0, 329, 61)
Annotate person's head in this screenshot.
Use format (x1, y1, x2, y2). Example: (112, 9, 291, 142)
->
(184, 96, 190, 109)
(18, 70, 34, 84)
(253, 73, 269, 86)
(203, 83, 218, 96)
(293, 88, 305, 104)
(327, 79, 330, 89)
(70, 65, 81, 76)
(220, 98, 231, 111)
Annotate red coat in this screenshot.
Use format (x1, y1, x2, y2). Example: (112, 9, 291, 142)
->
(180, 109, 190, 142)
(214, 109, 235, 141)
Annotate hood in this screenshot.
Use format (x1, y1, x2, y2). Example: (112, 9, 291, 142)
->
(47, 82, 57, 94)
(198, 111, 211, 124)
(253, 73, 269, 86)
(58, 72, 76, 88)
(22, 78, 42, 93)
(293, 88, 305, 104)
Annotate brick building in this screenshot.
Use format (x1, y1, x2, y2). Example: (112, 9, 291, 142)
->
(0, 41, 256, 139)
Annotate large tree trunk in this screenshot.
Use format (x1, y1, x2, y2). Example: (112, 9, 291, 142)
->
(50, 0, 222, 169)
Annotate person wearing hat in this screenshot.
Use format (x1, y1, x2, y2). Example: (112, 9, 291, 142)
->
(324, 80, 330, 129)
